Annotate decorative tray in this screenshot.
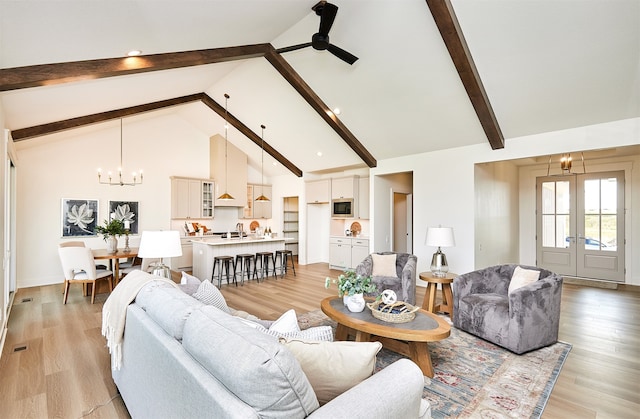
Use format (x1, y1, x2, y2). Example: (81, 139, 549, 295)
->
(367, 300, 420, 323)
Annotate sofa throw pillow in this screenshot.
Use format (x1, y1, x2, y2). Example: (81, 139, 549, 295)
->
(508, 266, 541, 294)
(180, 271, 202, 285)
(182, 307, 320, 416)
(371, 253, 398, 277)
(280, 338, 383, 405)
(179, 271, 202, 295)
(192, 279, 231, 313)
(269, 309, 301, 334)
(238, 318, 334, 342)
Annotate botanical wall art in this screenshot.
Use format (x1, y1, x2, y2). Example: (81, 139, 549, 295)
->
(62, 198, 98, 237)
(109, 201, 139, 234)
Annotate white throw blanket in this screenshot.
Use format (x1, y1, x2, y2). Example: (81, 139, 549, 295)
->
(101, 270, 178, 370)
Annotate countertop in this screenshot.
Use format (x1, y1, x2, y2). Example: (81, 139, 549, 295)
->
(191, 236, 289, 246)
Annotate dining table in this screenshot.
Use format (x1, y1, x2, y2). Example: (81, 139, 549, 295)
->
(92, 247, 139, 286)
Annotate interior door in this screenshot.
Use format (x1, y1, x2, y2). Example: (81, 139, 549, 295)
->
(392, 192, 407, 253)
(537, 171, 625, 281)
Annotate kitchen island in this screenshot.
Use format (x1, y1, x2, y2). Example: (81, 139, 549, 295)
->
(191, 237, 288, 281)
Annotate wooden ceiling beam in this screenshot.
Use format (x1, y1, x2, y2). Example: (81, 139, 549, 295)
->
(425, 0, 505, 150)
(11, 94, 203, 141)
(199, 94, 303, 177)
(11, 92, 303, 177)
(0, 44, 271, 92)
(2, 42, 376, 170)
(265, 47, 377, 168)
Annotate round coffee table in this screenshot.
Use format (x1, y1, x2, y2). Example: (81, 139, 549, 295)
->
(321, 296, 450, 377)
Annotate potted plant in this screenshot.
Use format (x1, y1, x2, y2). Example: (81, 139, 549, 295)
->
(95, 219, 126, 253)
(325, 270, 378, 312)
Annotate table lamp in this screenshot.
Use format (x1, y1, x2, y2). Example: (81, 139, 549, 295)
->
(425, 226, 455, 278)
(138, 230, 182, 279)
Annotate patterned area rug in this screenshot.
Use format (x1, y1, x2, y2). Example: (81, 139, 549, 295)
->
(297, 310, 571, 419)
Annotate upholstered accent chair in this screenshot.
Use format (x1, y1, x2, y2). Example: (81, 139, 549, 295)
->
(355, 251, 417, 305)
(452, 264, 563, 354)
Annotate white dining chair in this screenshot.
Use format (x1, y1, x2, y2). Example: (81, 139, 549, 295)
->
(58, 246, 114, 304)
(119, 257, 161, 280)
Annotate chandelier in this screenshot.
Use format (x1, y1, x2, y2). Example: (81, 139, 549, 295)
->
(546, 152, 586, 176)
(98, 119, 143, 186)
(217, 93, 234, 200)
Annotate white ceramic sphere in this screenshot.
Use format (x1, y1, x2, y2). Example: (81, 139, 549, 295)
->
(381, 289, 397, 305)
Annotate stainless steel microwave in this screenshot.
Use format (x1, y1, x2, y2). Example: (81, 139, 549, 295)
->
(332, 198, 354, 217)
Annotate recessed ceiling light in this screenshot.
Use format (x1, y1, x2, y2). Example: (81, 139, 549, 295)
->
(127, 50, 142, 57)
(333, 108, 341, 115)
(272, 161, 278, 166)
(316, 151, 323, 157)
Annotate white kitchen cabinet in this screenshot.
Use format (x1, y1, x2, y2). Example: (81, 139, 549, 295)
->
(305, 179, 331, 204)
(210, 135, 248, 208)
(252, 184, 272, 219)
(239, 184, 254, 218)
(329, 237, 370, 270)
(351, 238, 370, 267)
(331, 176, 358, 199)
(329, 237, 352, 270)
(357, 176, 370, 219)
(168, 237, 194, 271)
(171, 177, 214, 219)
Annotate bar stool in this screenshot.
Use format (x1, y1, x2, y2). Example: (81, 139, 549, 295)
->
(234, 253, 254, 286)
(254, 251, 275, 282)
(212, 255, 235, 287)
(274, 249, 296, 278)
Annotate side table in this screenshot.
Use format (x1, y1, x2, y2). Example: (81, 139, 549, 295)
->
(419, 272, 457, 319)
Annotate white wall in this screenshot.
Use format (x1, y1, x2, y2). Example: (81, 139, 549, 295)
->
(15, 114, 211, 287)
(372, 117, 640, 286)
(474, 161, 520, 268)
(0, 108, 7, 354)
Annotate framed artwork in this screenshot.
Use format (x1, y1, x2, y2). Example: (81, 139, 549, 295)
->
(109, 201, 139, 234)
(61, 198, 98, 237)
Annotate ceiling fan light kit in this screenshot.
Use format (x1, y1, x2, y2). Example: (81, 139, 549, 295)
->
(276, 1, 358, 65)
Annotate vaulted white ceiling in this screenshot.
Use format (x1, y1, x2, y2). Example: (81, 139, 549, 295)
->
(1, 0, 638, 177)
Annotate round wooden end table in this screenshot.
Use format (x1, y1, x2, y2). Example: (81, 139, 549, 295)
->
(419, 272, 457, 319)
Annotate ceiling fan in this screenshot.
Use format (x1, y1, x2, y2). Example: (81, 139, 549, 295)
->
(276, 1, 358, 65)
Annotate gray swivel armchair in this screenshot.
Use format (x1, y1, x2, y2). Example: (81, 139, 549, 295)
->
(355, 251, 417, 305)
(452, 264, 563, 354)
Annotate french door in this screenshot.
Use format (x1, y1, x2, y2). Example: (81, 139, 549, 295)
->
(536, 171, 625, 282)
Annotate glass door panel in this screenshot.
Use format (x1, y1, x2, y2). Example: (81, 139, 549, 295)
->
(537, 178, 576, 275)
(540, 180, 571, 248)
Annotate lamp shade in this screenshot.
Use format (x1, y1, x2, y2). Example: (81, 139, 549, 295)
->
(138, 230, 182, 258)
(425, 227, 455, 248)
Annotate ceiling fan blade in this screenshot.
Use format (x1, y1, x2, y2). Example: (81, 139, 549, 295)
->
(327, 44, 358, 65)
(275, 42, 312, 54)
(318, 3, 338, 36)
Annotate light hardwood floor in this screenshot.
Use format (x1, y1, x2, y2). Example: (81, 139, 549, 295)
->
(0, 262, 638, 418)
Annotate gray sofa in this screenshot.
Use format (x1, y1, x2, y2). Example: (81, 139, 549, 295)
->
(112, 278, 431, 418)
(452, 264, 563, 354)
(355, 251, 418, 305)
